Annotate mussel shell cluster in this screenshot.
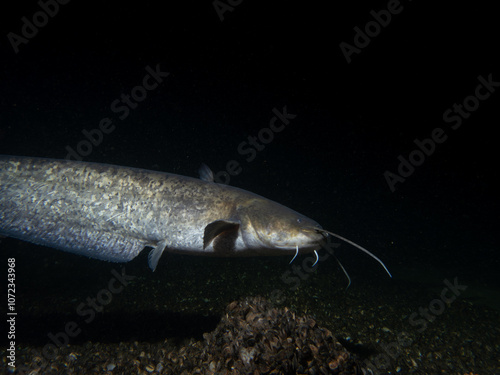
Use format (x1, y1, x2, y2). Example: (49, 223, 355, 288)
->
(189, 296, 362, 374)
(14, 296, 364, 374)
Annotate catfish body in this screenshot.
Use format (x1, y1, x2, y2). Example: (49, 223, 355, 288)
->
(0, 156, 323, 270)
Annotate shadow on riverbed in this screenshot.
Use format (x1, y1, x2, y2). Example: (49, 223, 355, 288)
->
(13, 310, 220, 346)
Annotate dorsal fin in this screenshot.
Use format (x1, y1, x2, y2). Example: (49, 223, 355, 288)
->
(199, 163, 214, 182)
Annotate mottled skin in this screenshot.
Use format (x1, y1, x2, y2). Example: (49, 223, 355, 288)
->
(0, 156, 324, 270)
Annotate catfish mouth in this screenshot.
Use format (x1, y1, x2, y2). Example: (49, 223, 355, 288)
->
(264, 228, 325, 251)
(294, 227, 327, 249)
(302, 227, 328, 242)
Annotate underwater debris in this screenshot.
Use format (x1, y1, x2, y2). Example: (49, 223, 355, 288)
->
(11, 297, 364, 374)
(188, 296, 363, 374)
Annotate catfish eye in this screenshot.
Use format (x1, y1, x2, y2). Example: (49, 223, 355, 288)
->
(296, 218, 303, 224)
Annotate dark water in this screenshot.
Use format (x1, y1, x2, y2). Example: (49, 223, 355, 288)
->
(1, 1, 499, 374)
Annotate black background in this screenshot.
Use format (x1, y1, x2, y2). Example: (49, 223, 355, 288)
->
(1, 0, 498, 285)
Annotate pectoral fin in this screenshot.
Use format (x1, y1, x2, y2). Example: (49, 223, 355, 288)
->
(203, 220, 240, 254)
(148, 239, 168, 271)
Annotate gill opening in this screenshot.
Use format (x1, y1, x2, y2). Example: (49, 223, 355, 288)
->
(309, 227, 392, 282)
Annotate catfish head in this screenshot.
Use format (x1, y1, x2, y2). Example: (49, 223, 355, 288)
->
(235, 197, 392, 286)
(236, 198, 326, 255)
(202, 196, 392, 287)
